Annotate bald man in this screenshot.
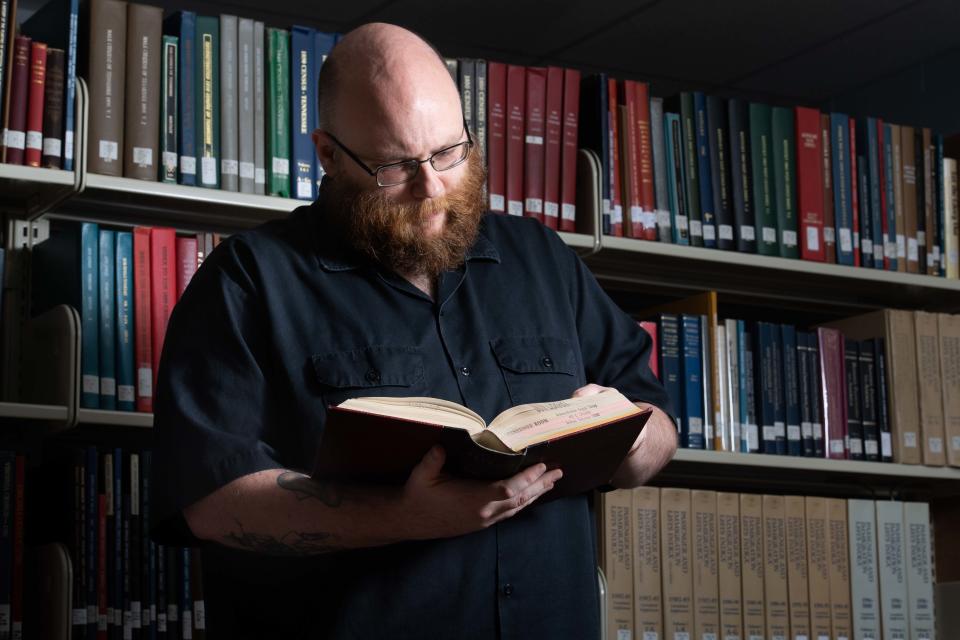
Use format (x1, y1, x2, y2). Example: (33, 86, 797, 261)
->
(153, 23, 676, 639)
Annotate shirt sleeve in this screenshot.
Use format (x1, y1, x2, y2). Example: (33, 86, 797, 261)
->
(151, 238, 283, 545)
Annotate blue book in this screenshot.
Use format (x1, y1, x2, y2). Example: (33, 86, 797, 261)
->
(165, 12, 197, 186)
(680, 314, 704, 449)
(754, 322, 782, 454)
(845, 340, 865, 460)
(115, 232, 135, 412)
(830, 113, 855, 265)
(85, 446, 98, 638)
(864, 119, 885, 270)
(936, 134, 946, 277)
(291, 26, 318, 200)
(736, 320, 758, 453)
(21, 0, 79, 170)
(665, 112, 690, 245)
(796, 331, 815, 457)
(99, 230, 117, 410)
(857, 154, 874, 269)
(694, 92, 716, 248)
(781, 324, 802, 456)
(313, 31, 337, 191)
(657, 314, 683, 439)
(727, 98, 756, 254)
(883, 123, 898, 271)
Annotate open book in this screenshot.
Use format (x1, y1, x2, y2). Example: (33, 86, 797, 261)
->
(312, 389, 652, 499)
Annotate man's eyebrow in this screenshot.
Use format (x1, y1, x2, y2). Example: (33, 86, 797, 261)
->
(371, 134, 465, 164)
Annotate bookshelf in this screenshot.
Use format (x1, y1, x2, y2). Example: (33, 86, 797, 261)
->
(0, 401, 69, 421)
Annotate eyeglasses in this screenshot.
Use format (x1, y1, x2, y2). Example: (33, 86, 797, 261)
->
(325, 125, 473, 187)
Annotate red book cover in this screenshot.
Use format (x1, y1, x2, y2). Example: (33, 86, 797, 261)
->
(486, 62, 507, 214)
(176, 235, 198, 300)
(607, 78, 623, 236)
(820, 114, 837, 263)
(25, 41, 47, 167)
(523, 67, 546, 222)
(849, 117, 860, 266)
(795, 106, 825, 262)
(542, 66, 563, 230)
(505, 64, 526, 217)
(98, 493, 107, 640)
(639, 320, 659, 380)
(559, 68, 581, 232)
(11, 455, 25, 640)
(133, 227, 153, 413)
(619, 80, 640, 238)
(817, 328, 847, 460)
(150, 228, 177, 395)
(634, 81, 656, 239)
(4, 36, 32, 165)
(877, 119, 891, 270)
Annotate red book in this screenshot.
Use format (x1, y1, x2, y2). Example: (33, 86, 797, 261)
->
(486, 62, 507, 214)
(795, 106, 825, 262)
(133, 227, 153, 412)
(24, 41, 47, 167)
(619, 80, 640, 238)
(634, 81, 656, 239)
(820, 114, 837, 263)
(607, 77, 623, 236)
(542, 66, 564, 230)
(817, 328, 847, 460)
(849, 117, 861, 266)
(176, 235, 198, 300)
(523, 67, 547, 223)
(639, 320, 659, 380)
(98, 493, 108, 640)
(11, 455, 25, 640)
(877, 119, 892, 270)
(150, 228, 177, 395)
(559, 68, 581, 232)
(505, 64, 526, 217)
(4, 36, 32, 165)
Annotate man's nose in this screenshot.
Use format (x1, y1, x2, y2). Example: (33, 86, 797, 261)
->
(410, 161, 445, 199)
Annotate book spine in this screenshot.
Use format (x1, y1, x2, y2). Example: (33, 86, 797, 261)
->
(632, 488, 663, 640)
(904, 502, 934, 639)
(680, 314, 704, 449)
(821, 113, 837, 262)
(890, 124, 906, 270)
(635, 82, 656, 239)
(81, 223, 101, 409)
(795, 106, 825, 261)
(877, 119, 891, 269)
(797, 331, 815, 456)
(739, 320, 760, 453)
(740, 494, 765, 640)
(694, 92, 716, 247)
(651, 96, 672, 241)
(857, 152, 873, 269)
(831, 113, 855, 265)
(781, 324, 802, 456)
(266, 28, 289, 197)
(607, 78, 623, 236)
(475, 59, 487, 196)
(24, 41, 47, 167)
(762, 495, 789, 640)
(680, 93, 702, 245)
(850, 118, 862, 266)
(817, 327, 846, 459)
(844, 340, 864, 460)
(661, 489, 694, 640)
(868, 119, 885, 269)
(715, 323, 731, 451)
(289, 25, 314, 200)
(915, 311, 947, 465)
(923, 128, 935, 274)
(808, 331, 825, 458)
(65, 0, 79, 170)
(559, 68, 579, 231)
(901, 126, 919, 272)
(542, 66, 563, 230)
(785, 495, 811, 640)
(196, 15, 220, 189)
(886, 310, 921, 463)
(666, 112, 690, 244)
(848, 499, 881, 640)
(486, 61, 506, 214)
(940, 314, 960, 466)
(133, 228, 153, 413)
(505, 64, 526, 217)
(716, 493, 742, 640)
(141, 451, 153, 637)
(658, 314, 683, 436)
(253, 21, 265, 195)
(0, 1, 10, 161)
(883, 122, 899, 270)
(805, 497, 833, 640)
(87, 1, 127, 175)
(99, 229, 117, 410)
(129, 453, 141, 640)
(724, 319, 741, 453)
(0, 453, 13, 637)
(160, 36, 178, 183)
(150, 229, 176, 396)
(9, 456, 23, 640)
(827, 498, 853, 640)
(238, 18, 257, 193)
(115, 232, 135, 412)
(86, 447, 98, 639)
(936, 134, 946, 277)
(692, 491, 720, 640)
(458, 58, 474, 141)
(98, 490, 107, 638)
(858, 339, 880, 462)
(4, 36, 30, 165)
(619, 83, 639, 238)
(947, 158, 959, 279)
(175, 236, 198, 299)
(874, 338, 893, 463)
(875, 501, 909, 640)
(707, 95, 733, 250)
(175, 12, 197, 186)
(701, 313, 715, 451)
(600, 491, 634, 640)
(522, 66, 546, 222)
(728, 98, 756, 253)
(755, 322, 777, 454)
(124, 4, 162, 181)
(750, 102, 777, 255)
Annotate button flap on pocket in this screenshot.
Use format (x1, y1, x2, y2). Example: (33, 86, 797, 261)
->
(490, 336, 577, 375)
(311, 346, 424, 389)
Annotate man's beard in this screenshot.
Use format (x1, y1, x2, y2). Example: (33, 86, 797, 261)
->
(322, 152, 486, 278)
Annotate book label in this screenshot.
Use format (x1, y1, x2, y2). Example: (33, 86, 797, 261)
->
(272, 156, 289, 175)
(222, 158, 240, 176)
(742, 226, 756, 241)
(719, 225, 734, 240)
(5, 130, 25, 149)
(99, 139, 118, 161)
(763, 227, 776, 243)
(508, 200, 523, 216)
(202, 157, 217, 184)
(525, 198, 543, 213)
(839, 229, 852, 252)
(138, 367, 153, 397)
(691, 221, 703, 237)
(491, 194, 505, 211)
(562, 203, 576, 221)
(26, 131, 42, 150)
(43, 138, 62, 157)
(255, 168, 266, 185)
(66, 131, 74, 161)
(240, 161, 255, 179)
(133, 147, 153, 168)
(181, 156, 197, 175)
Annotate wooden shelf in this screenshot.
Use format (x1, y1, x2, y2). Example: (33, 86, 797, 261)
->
(0, 401, 70, 421)
(75, 408, 153, 428)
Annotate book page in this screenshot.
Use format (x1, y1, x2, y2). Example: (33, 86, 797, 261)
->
(487, 389, 641, 452)
(337, 397, 486, 434)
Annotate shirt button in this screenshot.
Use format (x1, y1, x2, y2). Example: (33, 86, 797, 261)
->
(365, 369, 381, 383)
(502, 584, 513, 597)
(542, 356, 553, 368)
(460, 366, 471, 376)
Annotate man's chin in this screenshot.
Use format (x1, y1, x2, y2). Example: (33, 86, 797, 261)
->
(421, 210, 447, 237)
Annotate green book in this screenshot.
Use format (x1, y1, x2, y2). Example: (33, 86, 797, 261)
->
(749, 102, 777, 256)
(160, 35, 179, 184)
(195, 16, 221, 189)
(266, 28, 291, 198)
(772, 106, 798, 259)
(680, 92, 703, 246)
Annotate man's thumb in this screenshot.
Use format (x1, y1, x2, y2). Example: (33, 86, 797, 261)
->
(410, 445, 446, 481)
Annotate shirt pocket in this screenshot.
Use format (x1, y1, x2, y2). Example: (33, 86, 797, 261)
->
(311, 345, 426, 408)
(490, 335, 581, 406)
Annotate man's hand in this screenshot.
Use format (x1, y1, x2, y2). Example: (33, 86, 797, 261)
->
(398, 446, 563, 541)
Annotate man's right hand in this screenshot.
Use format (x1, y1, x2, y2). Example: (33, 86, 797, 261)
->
(397, 446, 563, 541)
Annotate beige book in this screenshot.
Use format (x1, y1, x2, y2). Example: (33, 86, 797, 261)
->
(945, 158, 959, 279)
(827, 498, 852, 640)
(848, 499, 881, 640)
(784, 496, 811, 640)
(805, 497, 832, 640)
(600, 489, 635, 640)
(875, 501, 909, 640)
(633, 487, 663, 640)
(740, 493, 765, 640)
(662, 488, 694, 640)
(85, 0, 129, 176)
(901, 126, 920, 273)
(904, 502, 935, 640)
(938, 313, 960, 466)
(123, 3, 162, 180)
(717, 492, 743, 640)
(915, 311, 947, 466)
(693, 491, 720, 640)
(822, 310, 921, 464)
(763, 495, 789, 640)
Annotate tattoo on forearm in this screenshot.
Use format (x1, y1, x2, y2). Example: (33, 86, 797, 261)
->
(277, 471, 343, 507)
(224, 518, 344, 556)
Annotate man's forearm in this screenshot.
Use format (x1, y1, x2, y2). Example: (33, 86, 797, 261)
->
(184, 469, 407, 556)
(610, 404, 678, 488)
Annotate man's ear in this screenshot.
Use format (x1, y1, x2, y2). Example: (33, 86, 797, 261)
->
(313, 129, 338, 177)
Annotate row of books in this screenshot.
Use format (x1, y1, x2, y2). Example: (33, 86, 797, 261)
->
(31, 221, 220, 412)
(597, 487, 935, 640)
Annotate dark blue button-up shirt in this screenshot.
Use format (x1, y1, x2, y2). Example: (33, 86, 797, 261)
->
(152, 198, 672, 639)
